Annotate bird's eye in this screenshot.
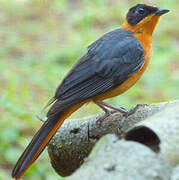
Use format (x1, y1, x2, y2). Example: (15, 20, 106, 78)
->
(138, 8, 145, 14)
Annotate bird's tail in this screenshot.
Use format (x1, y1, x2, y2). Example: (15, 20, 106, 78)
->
(12, 102, 84, 180)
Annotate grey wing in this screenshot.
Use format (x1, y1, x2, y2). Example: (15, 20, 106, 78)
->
(47, 29, 144, 116)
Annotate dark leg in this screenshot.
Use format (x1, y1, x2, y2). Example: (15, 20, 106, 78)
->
(95, 101, 113, 119)
(96, 101, 140, 117)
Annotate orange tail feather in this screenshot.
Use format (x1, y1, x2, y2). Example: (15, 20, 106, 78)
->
(12, 103, 84, 179)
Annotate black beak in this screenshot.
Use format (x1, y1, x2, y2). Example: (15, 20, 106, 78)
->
(155, 8, 170, 15)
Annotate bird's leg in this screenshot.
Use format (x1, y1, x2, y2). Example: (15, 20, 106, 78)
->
(95, 101, 113, 119)
(96, 101, 140, 117)
(94, 101, 114, 128)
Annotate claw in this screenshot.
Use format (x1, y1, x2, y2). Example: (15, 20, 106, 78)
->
(123, 104, 145, 117)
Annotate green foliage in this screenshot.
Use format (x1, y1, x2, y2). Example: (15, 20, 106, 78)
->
(0, 0, 178, 179)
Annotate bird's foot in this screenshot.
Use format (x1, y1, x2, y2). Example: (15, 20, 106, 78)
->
(120, 104, 147, 117)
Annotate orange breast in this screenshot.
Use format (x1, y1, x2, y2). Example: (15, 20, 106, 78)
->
(93, 32, 152, 102)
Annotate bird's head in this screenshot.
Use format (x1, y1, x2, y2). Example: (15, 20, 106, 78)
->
(121, 4, 169, 34)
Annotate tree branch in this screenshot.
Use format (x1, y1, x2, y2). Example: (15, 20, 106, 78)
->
(47, 100, 178, 177)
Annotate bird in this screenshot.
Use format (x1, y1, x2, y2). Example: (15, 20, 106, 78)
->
(12, 4, 169, 179)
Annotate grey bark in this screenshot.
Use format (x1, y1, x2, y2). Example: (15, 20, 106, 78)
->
(67, 135, 171, 180)
(125, 103, 179, 166)
(47, 100, 179, 177)
(171, 165, 179, 180)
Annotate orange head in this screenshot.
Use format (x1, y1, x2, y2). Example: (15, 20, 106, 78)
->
(121, 4, 169, 35)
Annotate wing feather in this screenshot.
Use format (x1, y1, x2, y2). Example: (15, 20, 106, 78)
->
(47, 29, 144, 116)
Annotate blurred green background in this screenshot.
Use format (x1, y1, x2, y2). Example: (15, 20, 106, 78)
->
(0, 0, 178, 179)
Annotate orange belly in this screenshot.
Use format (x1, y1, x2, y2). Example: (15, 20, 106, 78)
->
(93, 58, 149, 102)
(93, 32, 152, 102)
